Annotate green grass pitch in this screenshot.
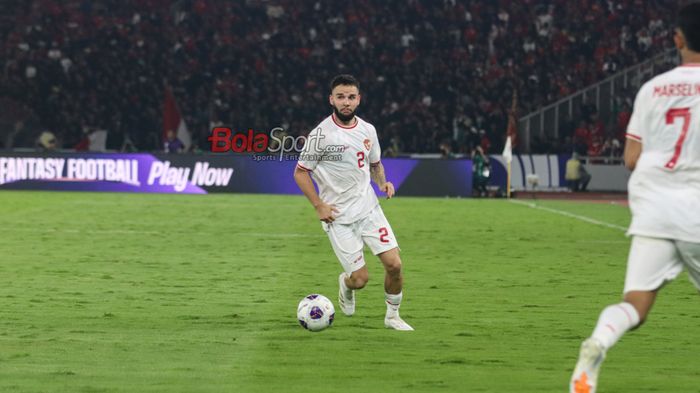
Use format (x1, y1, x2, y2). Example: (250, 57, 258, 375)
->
(0, 191, 698, 393)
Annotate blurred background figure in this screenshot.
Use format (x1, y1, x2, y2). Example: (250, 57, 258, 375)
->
(472, 146, 490, 197)
(74, 127, 108, 152)
(36, 131, 57, 151)
(439, 141, 455, 159)
(565, 153, 591, 192)
(164, 129, 184, 153)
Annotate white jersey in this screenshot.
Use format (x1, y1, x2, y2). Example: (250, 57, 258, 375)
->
(297, 114, 381, 224)
(625, 64, 700, 243)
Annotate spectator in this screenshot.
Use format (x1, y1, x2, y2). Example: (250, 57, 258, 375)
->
(616, 102, 632, 141)
(164, 130, 184, 153)
(0, 1, 677, 154)
(573, 120, 591, 155)
(36, 131, 57, 151)
(439, 141, 455, 159)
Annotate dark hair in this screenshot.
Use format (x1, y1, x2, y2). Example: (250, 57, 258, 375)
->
(330, 74, 360, 93)
(678, 2, 700, 52)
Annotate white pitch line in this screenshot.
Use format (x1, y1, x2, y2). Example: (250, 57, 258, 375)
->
(509, 199, 628, 232)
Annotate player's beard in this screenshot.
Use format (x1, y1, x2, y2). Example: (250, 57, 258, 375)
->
(333, 106, 356, 123)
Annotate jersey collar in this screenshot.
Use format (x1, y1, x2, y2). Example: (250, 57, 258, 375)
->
(331, 113, 358, 129)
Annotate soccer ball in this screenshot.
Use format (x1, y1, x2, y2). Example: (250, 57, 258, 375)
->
(297, 294, 335, 332)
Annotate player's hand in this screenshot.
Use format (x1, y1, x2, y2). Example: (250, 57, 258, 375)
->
(380, 182, 395, 199)
(316, 202, 339, 223)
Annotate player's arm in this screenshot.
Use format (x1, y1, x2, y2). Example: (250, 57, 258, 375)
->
(293, 166, 338, 222)
(623, 137, 642, 171)
(370, 161, 395, 199)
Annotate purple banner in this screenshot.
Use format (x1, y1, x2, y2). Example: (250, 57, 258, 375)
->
(0, 152, 472, 196)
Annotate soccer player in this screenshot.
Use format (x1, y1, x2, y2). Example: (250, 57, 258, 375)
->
(293, 74, 413, 331)
(570, 4, 700, 392)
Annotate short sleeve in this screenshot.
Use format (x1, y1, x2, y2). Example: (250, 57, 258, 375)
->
(626, 84, 650, 142)
(369, 126, 381, 165)
(297, 127, 326, 171)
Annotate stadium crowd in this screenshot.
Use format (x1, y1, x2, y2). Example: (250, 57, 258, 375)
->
(0, 0, 675, 155)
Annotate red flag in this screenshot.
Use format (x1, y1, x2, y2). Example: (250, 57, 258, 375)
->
(162, 87, 191, 149)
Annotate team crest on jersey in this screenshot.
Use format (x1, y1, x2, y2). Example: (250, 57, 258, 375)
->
(363, 138, 371, 151)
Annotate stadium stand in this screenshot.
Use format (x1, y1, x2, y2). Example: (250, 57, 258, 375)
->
(0, 0, 675, 154)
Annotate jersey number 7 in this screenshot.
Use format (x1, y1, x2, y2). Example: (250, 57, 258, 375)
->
(665, 107, 692, 170)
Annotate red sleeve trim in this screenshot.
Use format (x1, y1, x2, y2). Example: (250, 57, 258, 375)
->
(370, 160, 381, 167)
(625, 133, 642, 142)
(296, 163, 313, 172)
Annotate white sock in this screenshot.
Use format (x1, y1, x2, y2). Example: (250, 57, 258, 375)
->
(385, 292, 402, 318)
(591, 302, 640, 349)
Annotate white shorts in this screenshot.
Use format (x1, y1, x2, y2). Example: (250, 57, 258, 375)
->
(624, 236, 700, 293)
(322, 205, 399, 273)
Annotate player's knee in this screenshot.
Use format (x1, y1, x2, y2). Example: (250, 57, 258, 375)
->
(354, 275, 368, 289)
(379, 248, 402, 273)
(350, 269, 369, 289)
(384, 258, 402, 276)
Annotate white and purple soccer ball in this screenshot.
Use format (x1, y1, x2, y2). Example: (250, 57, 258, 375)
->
(297, 294, 335, 332)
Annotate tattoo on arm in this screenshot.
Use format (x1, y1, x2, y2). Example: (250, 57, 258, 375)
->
(370, 162, 386, 186)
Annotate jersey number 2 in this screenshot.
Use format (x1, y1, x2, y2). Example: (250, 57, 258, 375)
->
(379, 227, 389, 243)
(665, 107, 692, 170)
(357, 151, 365, 168)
